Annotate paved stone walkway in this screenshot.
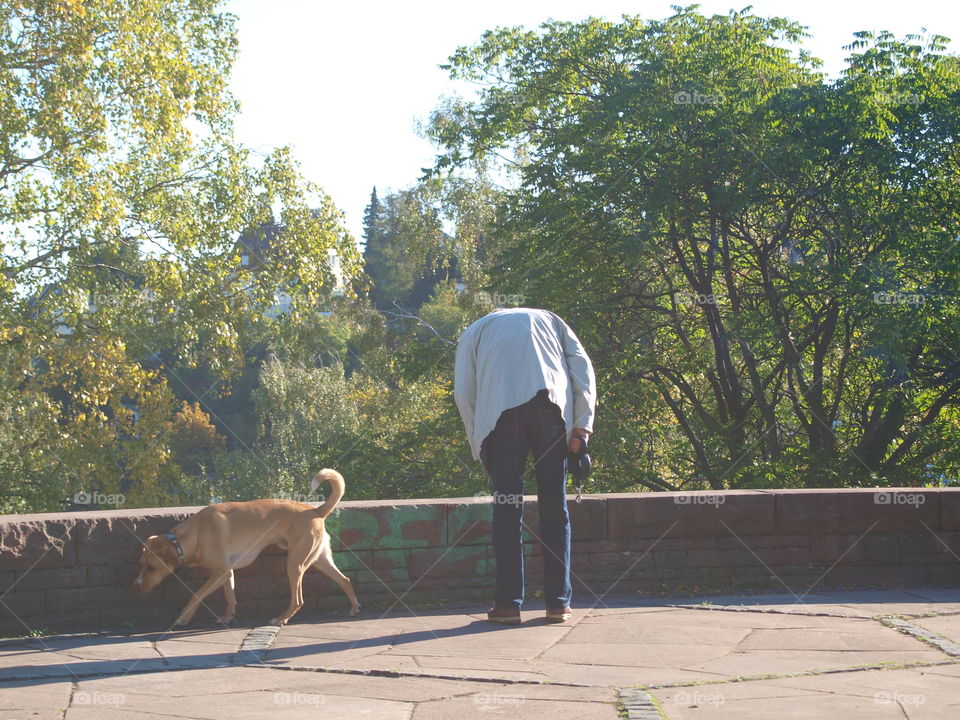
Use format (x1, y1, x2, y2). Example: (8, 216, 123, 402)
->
(1, 589, 959, 718)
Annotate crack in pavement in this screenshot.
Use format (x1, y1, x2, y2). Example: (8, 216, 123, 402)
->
(669, 600, 960, 620)
(634, 657, 960, 690)
(670, 602, 857, 617)
(250, 660, 598, 687)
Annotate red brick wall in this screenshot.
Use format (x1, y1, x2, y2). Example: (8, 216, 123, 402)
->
(1, 489, 957, 636)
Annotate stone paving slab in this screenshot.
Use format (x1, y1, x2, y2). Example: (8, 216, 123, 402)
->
(1, 589, 959, 719)
(4, 666, 623, 720)
(648, 663, 960, 719)
(265, 604, 943, 686)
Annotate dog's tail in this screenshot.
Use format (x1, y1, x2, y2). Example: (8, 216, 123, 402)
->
(310, 468, 345, 519)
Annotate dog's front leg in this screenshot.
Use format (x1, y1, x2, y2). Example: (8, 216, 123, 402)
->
(173, 570, 231, 626)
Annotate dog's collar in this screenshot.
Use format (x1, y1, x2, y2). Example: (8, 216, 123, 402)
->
(164, 533, 185, 567)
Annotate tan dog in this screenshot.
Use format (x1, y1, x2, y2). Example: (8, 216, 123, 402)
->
(133, 469, 360, 626)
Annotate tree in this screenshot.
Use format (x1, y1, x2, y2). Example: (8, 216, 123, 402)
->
(168, 401, 227, 475)
(0, 0, 361, 511)
(362, 187, 382, 251)
(361, 186, 383, 302)
(214, 340, 483, 503)
(361, 177, 504, 312)
(361, 187, 435, 310)
(428, 7, 960, 490)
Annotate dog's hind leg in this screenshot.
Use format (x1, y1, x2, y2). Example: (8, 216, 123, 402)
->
(271, 535, 323, 626)
(313, 541, 360, 616)
(216, 570, 236, 624)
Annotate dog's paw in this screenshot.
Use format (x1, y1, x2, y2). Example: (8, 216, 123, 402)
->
(216, 614, 235, 624)
(349, 605, 361, 617)
(268, 617, 286, 627)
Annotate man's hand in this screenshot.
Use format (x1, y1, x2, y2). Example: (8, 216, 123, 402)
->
(569, 428, 590, 454)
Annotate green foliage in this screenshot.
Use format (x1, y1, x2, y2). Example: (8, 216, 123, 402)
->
(4, 4, 958, 512)
(419, 281, 474, 341)
(428, 6, 960, 491)
(0, 0, 359, 512)
(168, 401, 226, 475)
(213, 326, 484, 502)
(361, 177, 503, 311)
(362, 187, 427, 309)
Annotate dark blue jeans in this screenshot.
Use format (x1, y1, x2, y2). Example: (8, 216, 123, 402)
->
(481, 390, 572, 611)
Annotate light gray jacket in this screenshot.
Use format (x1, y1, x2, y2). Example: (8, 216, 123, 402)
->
(454, 308, 596, 460)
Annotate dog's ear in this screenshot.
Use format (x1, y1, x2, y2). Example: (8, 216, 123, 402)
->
(142, 535, 169, 558)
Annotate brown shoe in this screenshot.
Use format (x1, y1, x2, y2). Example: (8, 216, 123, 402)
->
(487, 607, 521, 625)
(545, 607, 572, 623)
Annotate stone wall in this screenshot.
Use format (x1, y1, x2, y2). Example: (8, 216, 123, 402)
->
(1, 489, 957, 636)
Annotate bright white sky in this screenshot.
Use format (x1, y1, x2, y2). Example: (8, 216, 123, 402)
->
(225, 0, 958, 244)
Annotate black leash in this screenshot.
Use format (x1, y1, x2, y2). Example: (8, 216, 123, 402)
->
(568, 435, 591, 503)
